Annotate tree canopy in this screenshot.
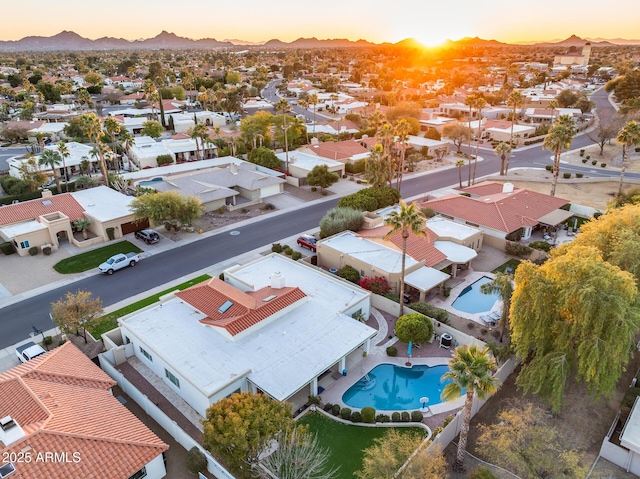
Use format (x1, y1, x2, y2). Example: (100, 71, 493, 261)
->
(510, 245, 639, 413)
(395, 313, 433, 344)
(202, 392, 294, 476)
(247, 146, 281, 170)
(442, 123, 472, 153)
(129, 190, 203, 229)
(50, 290, 103, 343)
(307, 164, 339, 192)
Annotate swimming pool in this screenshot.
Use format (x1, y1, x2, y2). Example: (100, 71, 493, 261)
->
(342, 363, 456, 410)
(451, 276, 500, 314)
(138, 178, 164, 188)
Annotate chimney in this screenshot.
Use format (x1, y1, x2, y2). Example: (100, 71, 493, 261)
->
(502, 182, 514, 193)
(229, 163, 238, 175)
(310, 137, 320, 145)
(270, 272, 285, 289)
(0, 416, 26, 446)
(41, 190, 53, 198)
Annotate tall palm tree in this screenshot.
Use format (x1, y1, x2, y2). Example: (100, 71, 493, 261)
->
(494, 142, 512, 176)
(78, 113, 109, 185)
(616, 120, 640, 196)
(506, 90, 524, 148)
(363, 143, 389, 187)
(38, 149, 63, 194)
(442, 345, 500, 471)
(275, 98, 291, 173)
(463, 94, 478, 186)
(548, 99, 559, 123)
(103, 116, 121, 170)
(384, 201, 426, 316)
(480, 271, 514, 342)
(378, 122, 395, 187)
(57, 141, 70, 192)
(472, 96, 487, 184)
(543, 114, 577, 197)
(308, 93, 319, 136)
(118, 129, 135, 170)
(189, 123, 208, 160)
(394, 119, 411, 194)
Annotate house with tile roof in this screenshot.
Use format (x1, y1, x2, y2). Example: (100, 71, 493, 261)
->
(0, 342, 168, 479)
(317, 210, 480, 301)
(421, 181, 572, 248)
(299, 138, 370, 164)
(0, 187, 143, 256)
(102, 254, 375, 416)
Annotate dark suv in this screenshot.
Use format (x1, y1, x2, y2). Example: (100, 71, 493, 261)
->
(297, 234, 317, 252)
(135, 229, 160, 244)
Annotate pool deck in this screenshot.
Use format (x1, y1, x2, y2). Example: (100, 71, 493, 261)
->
(320, 307, 465, 417)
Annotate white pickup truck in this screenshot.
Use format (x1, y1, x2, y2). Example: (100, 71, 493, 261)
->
(98, 252, 141, 275)
(16, 341, 47, 363)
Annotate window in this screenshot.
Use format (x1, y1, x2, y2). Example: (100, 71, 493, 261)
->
(19, 240, 30, 249)
(139, 346, 152, 362)
(165, 368, 180, 388)
(218, 300, 234, 313)
(126, 467, 147, 479)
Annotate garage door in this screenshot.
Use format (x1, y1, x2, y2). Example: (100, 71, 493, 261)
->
(121, 219, 149, 235)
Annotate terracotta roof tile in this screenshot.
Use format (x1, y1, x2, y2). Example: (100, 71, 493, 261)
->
(176, 278, 307, 336)
(0, 342, 168, 479)
(357, 226, 446, 267)
(0, 193, 85, 227)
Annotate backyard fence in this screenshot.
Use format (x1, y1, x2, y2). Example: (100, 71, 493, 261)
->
(99, 354, 235, 479)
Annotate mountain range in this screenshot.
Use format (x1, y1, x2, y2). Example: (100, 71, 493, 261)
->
(0, 31, 638, 51)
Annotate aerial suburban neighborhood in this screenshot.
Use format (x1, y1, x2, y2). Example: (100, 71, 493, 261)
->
(2, 2, 640, 477)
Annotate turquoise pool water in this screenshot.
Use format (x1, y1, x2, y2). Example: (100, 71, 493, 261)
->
(451, 276, 500, 314)
(139, 178, 164, 188)
(342, 363, 455, 410)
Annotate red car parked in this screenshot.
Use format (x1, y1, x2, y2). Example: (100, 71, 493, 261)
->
(297, 235, 317, 252)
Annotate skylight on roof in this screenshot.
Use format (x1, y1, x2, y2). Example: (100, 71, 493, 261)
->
(42, 200, 53, 205)
(218, 300, 234, 313)
(262, 295, 277, 302)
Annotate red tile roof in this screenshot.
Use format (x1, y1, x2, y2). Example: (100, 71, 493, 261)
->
(307, 139, 369, 160)
(357, 225, 446, 267)
(0, 193, 85, 227)
(422, 181, 570, 233)
(0, 342, 168, 479)
(176, 278, 307, 336)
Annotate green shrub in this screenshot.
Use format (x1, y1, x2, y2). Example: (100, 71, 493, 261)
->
(350, 411, 362, 423)
(586, 155, 591, 160)
(361, 407, 376, 423)
(186, 446, 207, 475)
(576, 172, 584, 178)
(361, 186, 400, 209)
(469, 465, 498, 479)
(319, 207, 364, 238)
(323, 403, 334, 412)
(28, 246, 38, 256)
(411, 410, 424, 422)
(581, 158, 588, 163)
(384, 292, 400, 303)
(0, 242, 16, 255)
(260, 203, 276, 211)
(291, 251, 302, 260)
(622, 387, 640, 409)
(376, 414, 390, 423)
(331, 404, 341, 416)
(529, 240, 552, 252)
(563, 172, 571, 179)
(340, 407, 352, 420)
(43, 336, 53, 347)
(432, 426, 443, 437)
(345, 158, 366, 174)
(391, 412, 401, 422)
(386, 346, 397, 357)
(271, 243, 283, 253)
(408, 302, 450, 324)
(401, 411, 411, 422)
(545, 165, 553, 171)
(505, 227, 524, 242)
(156, 154, 174, 166)
(421, 207, 436, 218)
(443, 414, 455, 427)
(308, 395, 321, 405)
(579, 149, 585, 156)
(283, 246, 293, 255)
(106, 227, 115, 241)
(337, 192, 377, 211)
(241, 208, 249, 213)
(601, 163, 606, 168)
(338, 265, 360, 284)
(592, 160, 597, 165)
(310, 186, 317, 192)
(505, 240, 533, 258)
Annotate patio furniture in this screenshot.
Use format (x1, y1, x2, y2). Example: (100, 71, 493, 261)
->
(480, 315, 496, 326)
(489, 311, 501, 321)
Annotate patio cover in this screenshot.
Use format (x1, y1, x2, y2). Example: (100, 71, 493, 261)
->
(433, 241, 478, 264)
(537, 209, 574, 226)
(405, 266, 450, 293)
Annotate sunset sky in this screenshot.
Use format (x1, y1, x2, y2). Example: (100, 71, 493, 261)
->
(3, 0, 638, 46)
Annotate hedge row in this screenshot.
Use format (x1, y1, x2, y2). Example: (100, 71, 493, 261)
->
(323, 403, 423, 423)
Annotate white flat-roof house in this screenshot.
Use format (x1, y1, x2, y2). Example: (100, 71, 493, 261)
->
(128, 135, 216, 168)
(275, 150, 345, 179)
(106, 254, 376, 416)
(7, 141, 97, 180)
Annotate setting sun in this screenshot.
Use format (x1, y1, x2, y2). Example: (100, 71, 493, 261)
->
(411, 33, 448, 48)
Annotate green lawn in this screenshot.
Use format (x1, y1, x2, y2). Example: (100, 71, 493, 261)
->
(89, 274, 211, 338)
(298, 412, 425, 479)
(493, 258, 521, 274)
(54, 241, 143, 274)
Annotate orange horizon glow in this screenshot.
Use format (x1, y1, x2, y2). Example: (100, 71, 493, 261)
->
(1, 0, 639, 45)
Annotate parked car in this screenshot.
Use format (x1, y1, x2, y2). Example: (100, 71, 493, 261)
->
(16, 341, 47, 363)
(98, 252, 141, 275)
(297, 234, 317, 252)
(135, 229, 160, 244)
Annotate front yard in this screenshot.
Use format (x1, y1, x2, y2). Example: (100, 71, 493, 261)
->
(53, 240, 142, 273)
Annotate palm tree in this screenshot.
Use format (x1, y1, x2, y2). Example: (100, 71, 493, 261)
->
(615, 120, 640, 196)
(378, 122, 395, 187)
(77, 89, 91, 112)
(189, 123, 208, 160)
(38, 149, 63, 194)
(506, 90, 524, 148)
(480, 272, 514, 342)
(548, 99, 559, 123)
(394, 119, 411, 194)
(463, 94, 478, 186)
(442, 345, 500, 471)
(472, 96, 487, 184)
(363, 143, 389, 187)
(494, 142, 512, 176)
(543, 114, 577, 197)
(78, 113, 109, 185)
(384, 201, 426, 316)
(118, 129, 135, 170)
(74, 218, 92, 240)
(103, 116, 121, 170)
(275, 98, 291, 173)
(455, 159, 465, 188)
(57, 141, 70, 191)
(308, 93, 319, 136)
